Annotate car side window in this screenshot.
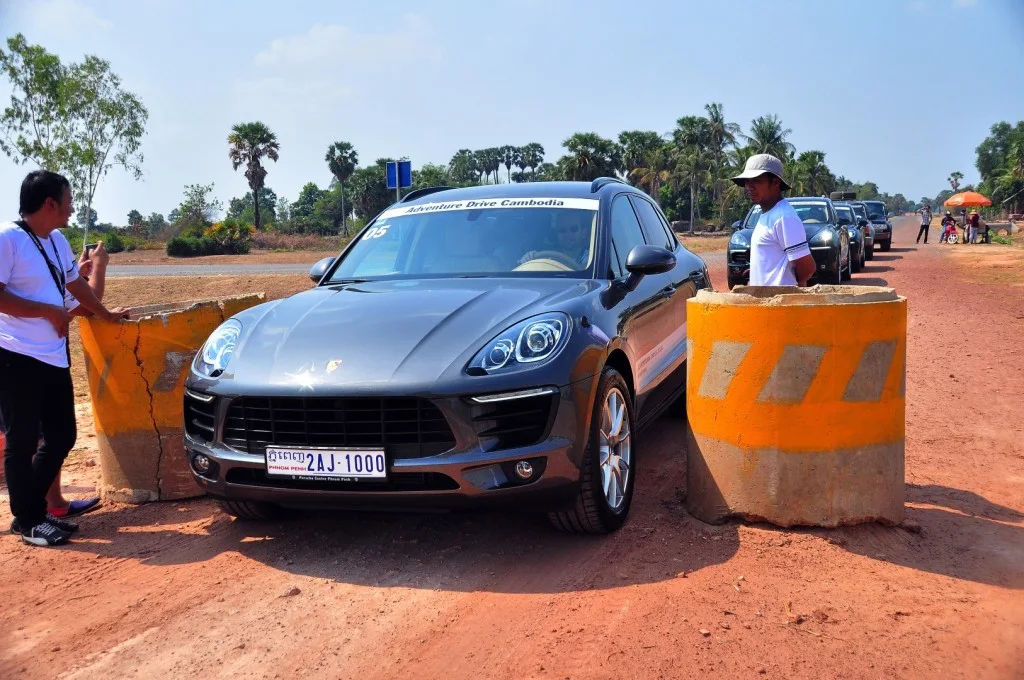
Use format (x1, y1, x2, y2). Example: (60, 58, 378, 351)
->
(609, 195, 648, 278)
(629, 196, 676, 250)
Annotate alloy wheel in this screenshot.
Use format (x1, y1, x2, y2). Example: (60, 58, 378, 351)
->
(599, 387, 632, 511)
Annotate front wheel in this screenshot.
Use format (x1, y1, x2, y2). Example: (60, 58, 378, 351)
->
(866, 245, 874, 261)
(218, 499, 282, 521)
(881, 240, 891, 252)
(548, 367, 635, 534)
(841, 248, 852, 281)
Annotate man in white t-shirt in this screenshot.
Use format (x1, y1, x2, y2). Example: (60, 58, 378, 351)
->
(0, 170, 129, 547)
(731, 154, 815, 286)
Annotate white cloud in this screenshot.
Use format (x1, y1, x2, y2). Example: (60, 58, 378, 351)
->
(254, 14, 440, 70)
(10, 0, 112, 36)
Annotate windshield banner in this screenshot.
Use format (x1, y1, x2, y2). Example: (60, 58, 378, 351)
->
(378, 197, 600, 220)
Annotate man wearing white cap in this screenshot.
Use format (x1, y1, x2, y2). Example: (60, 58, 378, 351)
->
(732, 154, 815, 287)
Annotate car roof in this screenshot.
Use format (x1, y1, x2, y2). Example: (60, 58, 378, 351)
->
(396, 179, 640, 206)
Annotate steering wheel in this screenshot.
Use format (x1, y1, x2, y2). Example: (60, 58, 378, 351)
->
(515, 250, 579, 270)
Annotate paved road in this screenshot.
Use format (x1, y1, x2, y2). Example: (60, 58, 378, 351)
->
(106, 251, 727, 278)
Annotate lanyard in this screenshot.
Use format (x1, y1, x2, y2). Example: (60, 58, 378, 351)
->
(15, 220, 66, 298)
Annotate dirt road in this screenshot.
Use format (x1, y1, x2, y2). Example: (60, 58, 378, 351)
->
(2, 217, 1021, 679)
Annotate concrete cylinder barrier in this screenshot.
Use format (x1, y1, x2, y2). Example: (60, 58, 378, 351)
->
(685, 285, 906, 527)
(79, 294, 265, 503)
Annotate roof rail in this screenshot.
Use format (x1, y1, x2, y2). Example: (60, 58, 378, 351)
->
(590, 177, 627, 193)
(399, 186, 457, 203)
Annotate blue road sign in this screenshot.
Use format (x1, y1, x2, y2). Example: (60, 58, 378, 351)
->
(386, 160, 413, 190)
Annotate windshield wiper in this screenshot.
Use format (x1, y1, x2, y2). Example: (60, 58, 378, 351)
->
(328, 278, 370, 285)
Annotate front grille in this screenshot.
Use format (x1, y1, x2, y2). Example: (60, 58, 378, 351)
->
(469, 393, 556, 451)
(222, 396, 456, 459)
(225, 468, 459, 492)
(729, 250, 749, 265)
(184, 391, 216, 443)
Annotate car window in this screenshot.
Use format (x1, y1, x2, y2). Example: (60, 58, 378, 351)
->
(328, 198, 600, 282)
(789, 201, 831, 224)
(864, 201, 886, 219)
(629, 196, 675, 250)
(609, 195, 648, 277)
(835, 205, 855, 225)
(743, 205, 762, 228)
(851, 204, 868, 220)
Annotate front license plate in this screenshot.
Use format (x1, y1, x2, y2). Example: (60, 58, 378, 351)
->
(265, 447, 387, 480)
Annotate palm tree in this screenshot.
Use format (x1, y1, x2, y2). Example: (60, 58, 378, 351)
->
(618, 130, 665, 186)
(794, 150, 830, 196)
(674, 145, 714, 231)
(448, 149, 478, 185)
(629, 145, 672, 205)
(325, 141, 358, 234)
(228, 121, 280, 230)
(560, 133, 622, 181)
(948, 171, 964, 193)
(703, 103, 741, 224)
(520, 142, 545, 177)
(500, 145, 519, 183)
(745, 114, 795, 160)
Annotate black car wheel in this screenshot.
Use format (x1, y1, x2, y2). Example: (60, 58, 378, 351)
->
(727, 274, 744, 289)
(841, 246, 852, 281)
(852, 245, 863, 273)
(548, 366, 635, 534)
(866, 244, 874, 261)
(881, 240, 891, 252)
(218, 499, 282, 521)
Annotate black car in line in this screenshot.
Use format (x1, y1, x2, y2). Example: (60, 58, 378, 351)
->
(855, 199, 892, 252)
(726, 196, 851, 289)
(833, 202, 866, 273)
(847, 201, 875, 259)
(183, 179, 711, 534)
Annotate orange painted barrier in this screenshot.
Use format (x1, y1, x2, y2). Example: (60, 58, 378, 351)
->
(79, 295, 265, 503)
(685, 285, 906, 527)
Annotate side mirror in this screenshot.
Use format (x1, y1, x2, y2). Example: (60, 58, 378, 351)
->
(731, 220, 742, 231)
(624, 245, 676, 291)
(309, 256, 335, 284)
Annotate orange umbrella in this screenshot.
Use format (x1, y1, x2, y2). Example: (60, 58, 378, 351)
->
(944, 191, 992, 207)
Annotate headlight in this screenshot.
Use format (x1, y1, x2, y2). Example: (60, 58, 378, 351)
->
(468, 313, 571, 375)
(193, 319, 241, 378)
(730, 231, 750, 247)
(810, 230, 833, 246)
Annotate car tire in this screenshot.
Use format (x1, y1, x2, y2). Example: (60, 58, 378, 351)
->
(548, 367, 635, 534)
(726, 275, 742, 289)
(218, 499, 282, 521)
(853, 247, 863, 273)
(841, 249, 852, 281)
(881, 240, 891, 252)
(865, 246, 874, 261)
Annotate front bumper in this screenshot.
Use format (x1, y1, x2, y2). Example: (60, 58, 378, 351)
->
(871, 224, 891, 242)
(727, 245, 837, 284)
(182, 379, 596, 512)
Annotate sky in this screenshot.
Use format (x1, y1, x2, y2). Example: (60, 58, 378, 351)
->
(0, 0, 1022, 224)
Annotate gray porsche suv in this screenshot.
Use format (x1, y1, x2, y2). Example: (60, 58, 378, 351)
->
(183, 179, 711, 533)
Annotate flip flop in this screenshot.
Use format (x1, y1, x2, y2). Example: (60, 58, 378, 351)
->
(48, 498, 101, 518)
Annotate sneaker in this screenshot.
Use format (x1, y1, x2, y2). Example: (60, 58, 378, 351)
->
(10, 514, 78, 535)
(45, 513, 79, 533)
(19, 521, 71, 547)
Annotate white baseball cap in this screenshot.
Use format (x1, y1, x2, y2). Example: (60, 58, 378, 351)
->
(731, 153, 791, 191)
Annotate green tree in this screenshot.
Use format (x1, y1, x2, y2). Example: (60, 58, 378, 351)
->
(228, 187, 277, 225)
(629, 145, 673, 205)
(703, 103, 741, 224)
(228, 121, 279, 230)
(559, 132, 622, 181)
(948, 171, 963, 193)
(0, 34, 69, 172)
(126, 208, 143, 236)
(500, 145, 520, 183)
(144, 212, 167, 238)
(175, 182, 223, 235)
(76, 207, 97, 231)
(618, 130, 665, 187)
(325, 141, 358, 234)
(519, 142, 545, 177)
(291, 182, 327, 219)
(745, 114, 794, 159)
(792, 150, 834, 196)
(413, 163, 450, 189)
(448, 149, 478, 185)
(349, 159, 394, 219)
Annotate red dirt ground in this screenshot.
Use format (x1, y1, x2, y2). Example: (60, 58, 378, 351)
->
(1, 217, 1021, 679)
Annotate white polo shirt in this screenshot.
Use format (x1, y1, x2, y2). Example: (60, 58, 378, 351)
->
(0, 221, 80, 368)
(749, 199, 812, 286)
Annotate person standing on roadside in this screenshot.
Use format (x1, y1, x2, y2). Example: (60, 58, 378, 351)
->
(0, 170, 129, 547)
(916, 204, 932, 244)
(731, 154, 815, 287)
(967, 210, 980, 244)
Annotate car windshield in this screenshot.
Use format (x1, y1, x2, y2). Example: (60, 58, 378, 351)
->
(326, 198, 600, 282)
(789, 200, 832, 224)
(863, 201, 886, 219)
(743, 205, 762, 228)
(835, 205, 855, 224)
(851, 204, 868, 219)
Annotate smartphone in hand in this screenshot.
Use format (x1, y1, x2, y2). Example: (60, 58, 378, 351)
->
(84, 242, 98, 257)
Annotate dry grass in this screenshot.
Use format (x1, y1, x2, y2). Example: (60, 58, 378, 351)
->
(942, 240, 1024, 290)
(108, 249, 339, 266)
(69, 274, 313, 401)
(674, 234, 729, 254)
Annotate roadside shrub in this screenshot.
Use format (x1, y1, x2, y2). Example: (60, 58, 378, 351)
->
(103, 231, 126, 254)
(204, 217, 254, 254)
(992, 235, 1011, 245)
(251, 231, 348, 251)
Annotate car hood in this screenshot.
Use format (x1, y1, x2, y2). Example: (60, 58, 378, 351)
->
(221, 278, 595, 388)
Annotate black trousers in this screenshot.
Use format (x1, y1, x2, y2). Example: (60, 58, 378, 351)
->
(916, 225, 929, 243)
(0, 346, 76, 528)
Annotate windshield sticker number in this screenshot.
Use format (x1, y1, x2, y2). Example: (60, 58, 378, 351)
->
(363, 225, 390, 240)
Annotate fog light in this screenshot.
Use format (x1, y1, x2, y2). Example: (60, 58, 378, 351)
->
(192, 453, 211, 473)
(514, 460, 534, 480)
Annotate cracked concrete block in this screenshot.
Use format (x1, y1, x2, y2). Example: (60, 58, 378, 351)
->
(685, 285, 906, 527)
(79, 294, 266, 503)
